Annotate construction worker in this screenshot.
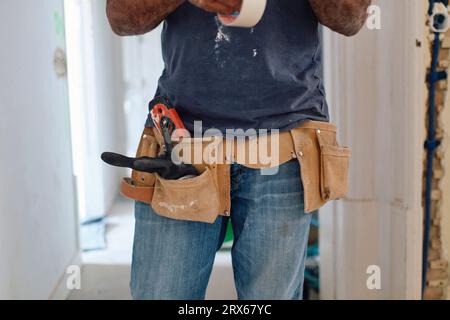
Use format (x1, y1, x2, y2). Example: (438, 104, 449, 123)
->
(106, 0, 371, 300)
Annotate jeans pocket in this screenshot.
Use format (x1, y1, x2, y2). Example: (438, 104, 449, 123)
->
(151, 167, 221, 223)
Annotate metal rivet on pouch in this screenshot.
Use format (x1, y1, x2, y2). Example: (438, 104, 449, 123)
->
(141, 176, 145, 181)
(143, 134, 148, 139)
(224, 211, 230, 216)
(297, 151, 304, 157)
(317, 129, 321, 134)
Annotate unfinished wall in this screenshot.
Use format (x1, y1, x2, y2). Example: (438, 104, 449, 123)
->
(0, 0, 78, 299)
(437, 23, 450, 300)
(418, 2, 450, 300)
(443, 84, 450, 298)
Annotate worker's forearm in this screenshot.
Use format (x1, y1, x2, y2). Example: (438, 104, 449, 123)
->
(106, 0, 184, 36)
(309, 0, 371, 37)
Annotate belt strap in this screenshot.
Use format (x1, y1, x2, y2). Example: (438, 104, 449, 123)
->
(121, 178, 154, 205)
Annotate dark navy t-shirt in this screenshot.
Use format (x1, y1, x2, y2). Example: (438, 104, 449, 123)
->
(155, 0, 329, 133)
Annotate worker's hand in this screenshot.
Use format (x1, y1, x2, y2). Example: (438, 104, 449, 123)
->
(189, 0, 243, 15)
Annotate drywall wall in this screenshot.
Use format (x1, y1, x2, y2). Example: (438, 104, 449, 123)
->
(320, 0, 426, 299)
(0, 0, 78, 298)
(91, 0, 126, 216)
(65, 0, 126, 222)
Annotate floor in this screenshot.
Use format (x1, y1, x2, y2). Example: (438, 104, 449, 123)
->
(68, 198, 237, 300)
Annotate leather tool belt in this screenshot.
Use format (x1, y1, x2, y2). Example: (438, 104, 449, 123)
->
(121, 120, 351, 223)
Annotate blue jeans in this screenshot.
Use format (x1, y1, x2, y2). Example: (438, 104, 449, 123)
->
(130, 160, 312, 300)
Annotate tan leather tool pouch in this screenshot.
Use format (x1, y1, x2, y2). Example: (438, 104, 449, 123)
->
(151, 166, 221, 223)
(290, 121, 351, 212)
(316, 130, 351, 201)
(129, 129, 222, 224)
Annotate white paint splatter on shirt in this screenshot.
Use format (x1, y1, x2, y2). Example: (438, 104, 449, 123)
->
(214, 17, 231, 51)
(216, 26, 230, 44)
(214, 17, 232, 67)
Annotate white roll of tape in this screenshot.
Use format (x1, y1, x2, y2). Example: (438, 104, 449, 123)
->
(218, 0, 267, 28)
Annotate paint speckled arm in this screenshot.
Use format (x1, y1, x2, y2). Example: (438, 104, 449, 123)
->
(106, 0, 184, 36)
(309, 0, 372, 36)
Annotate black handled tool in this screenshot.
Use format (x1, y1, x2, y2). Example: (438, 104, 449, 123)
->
(101, 152, 198, 180)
